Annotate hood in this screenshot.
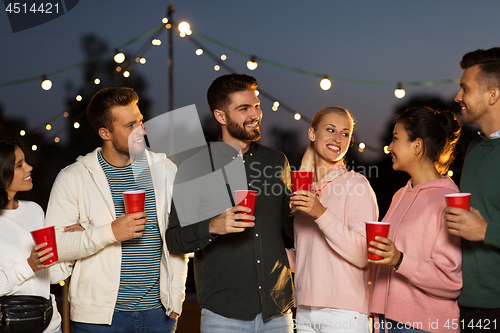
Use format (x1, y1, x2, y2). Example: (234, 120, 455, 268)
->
(404, 176, 457, 194)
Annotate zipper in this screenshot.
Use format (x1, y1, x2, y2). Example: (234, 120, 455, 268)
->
(6, 315, 43, 330)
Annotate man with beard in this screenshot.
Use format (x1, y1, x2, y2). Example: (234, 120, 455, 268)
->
(166, 74, 294, 332)
(444, 47, 500, 331)
(44, 87, 188, 332)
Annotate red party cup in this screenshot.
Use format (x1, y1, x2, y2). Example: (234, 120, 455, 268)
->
(234, 190, 257, 223)
(123, 190, 146, 214)
(30, 226, 58, 264)
(366, 222, 390, 260)
(291, 170, 314, 193)
(445, 193, 471, 210)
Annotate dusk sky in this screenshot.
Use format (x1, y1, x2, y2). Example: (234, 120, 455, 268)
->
(1, 1, 499, 161)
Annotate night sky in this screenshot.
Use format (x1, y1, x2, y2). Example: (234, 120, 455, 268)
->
(1, 1, 499, 161)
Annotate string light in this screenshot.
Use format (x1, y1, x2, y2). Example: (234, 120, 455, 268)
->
(20, 130, 26, 136)
(46, 124, 51, 131)
(162, 18, 168, 24)
(116, 66, 122, 72)
(41, 76, 52, 90)
(63, 112, 69, 117)
(1, 21, 416, 156)
(255, 90, 260, 97)
(32, 145, 37, 151)
(358, 142, 365, 152)
(247, 56, 258, 70)
(165, 23, 171, 29)
(320, 76, 332, 91)
(113, 49, 125, 64)
(394, 82, 405, 99)
(384, 146, 390, 154)
(447, 170, 454, 177)
(54, 137, 60, 143)
(140, 58, 146, 64)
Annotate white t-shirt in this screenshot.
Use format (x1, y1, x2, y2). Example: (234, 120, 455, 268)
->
(0, 200, 62, 333)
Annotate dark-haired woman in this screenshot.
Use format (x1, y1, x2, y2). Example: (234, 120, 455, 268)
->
(369, 108, 463, 333)
(0, 138, 80, 333)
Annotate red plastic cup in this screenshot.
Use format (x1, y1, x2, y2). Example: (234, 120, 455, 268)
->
(123, 190, 146, 214)
(30, 226, 58, 264)
(234, 190, 257, 223)
(366, 222, 390, 260)
(291, 170, 314, 192)
(445, 193, 471, 210)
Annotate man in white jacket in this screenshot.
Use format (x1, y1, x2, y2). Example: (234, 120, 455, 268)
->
(45, 87, 188, 333)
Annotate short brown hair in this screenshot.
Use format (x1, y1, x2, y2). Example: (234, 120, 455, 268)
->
(207, 74, 258, 114)
(460, 47, 500, 91)
(87, 87, 139, 133)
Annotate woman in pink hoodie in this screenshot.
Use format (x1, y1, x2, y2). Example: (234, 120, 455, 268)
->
(369, 107, 462, 333)
(291, 107, 378, 333)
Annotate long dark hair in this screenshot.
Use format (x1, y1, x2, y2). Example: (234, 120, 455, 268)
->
(0, 138, 20, 209)
(395, 107, 461, 175)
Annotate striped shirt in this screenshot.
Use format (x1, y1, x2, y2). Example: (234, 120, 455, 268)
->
(98, 151, 162, 311)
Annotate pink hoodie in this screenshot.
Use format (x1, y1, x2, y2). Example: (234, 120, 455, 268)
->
(369, 177, 462, 333)
(294, 170, 378, 314)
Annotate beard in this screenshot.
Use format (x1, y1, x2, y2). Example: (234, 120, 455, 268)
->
(110, 137, 130, 158)
(226, 113, 261, 141)
(110, 136, 146, 160)
(461, 104, 488, 125)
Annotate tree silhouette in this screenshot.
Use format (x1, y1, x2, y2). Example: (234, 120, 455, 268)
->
(64, 33, 152, 160)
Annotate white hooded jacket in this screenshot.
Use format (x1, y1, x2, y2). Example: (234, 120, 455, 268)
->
(45, 148, 188, 325)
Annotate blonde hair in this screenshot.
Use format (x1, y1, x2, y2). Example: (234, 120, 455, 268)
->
(300, 107, 354, 171)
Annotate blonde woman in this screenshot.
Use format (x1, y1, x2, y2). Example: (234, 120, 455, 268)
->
(291, 107, 378, 333)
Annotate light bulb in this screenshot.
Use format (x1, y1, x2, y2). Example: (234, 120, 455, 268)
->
(320, 77, 332, 90)
(41, 77, 52, 90)
(114, 51, 125, 64)
(394, 83, 405, 98)
(247, 59, 258, 70)
(178, 22, 190, 34)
